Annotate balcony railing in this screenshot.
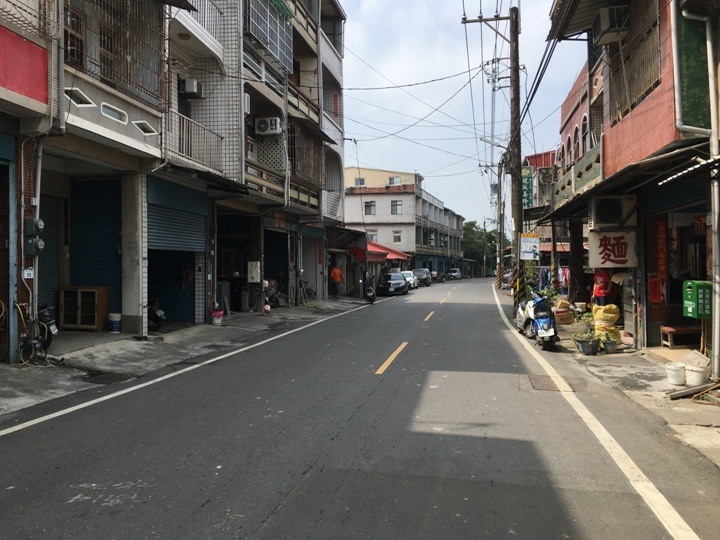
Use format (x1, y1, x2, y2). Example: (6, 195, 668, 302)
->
(188, 0, 222, 40)
(289, 85, 320, 124)
(167, 110, 223, 172)
(245, 160, 285, 200)
(322, 190, 343, 221)
(552, 143, 602, 209)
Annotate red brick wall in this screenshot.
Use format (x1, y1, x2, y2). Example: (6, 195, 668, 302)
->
(602, 2, 678, 178)
(559, 65, 590, 168)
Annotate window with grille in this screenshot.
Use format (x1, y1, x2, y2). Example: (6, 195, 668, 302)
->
(64, 6, 84, 69)
(367, 230, 378, 242)
(391, 200, 402, 215)
(364, 201, 376, 215)
(99, 25, 117, 83)
(355, 177, 365, 186)
(393, 230, 402, 243)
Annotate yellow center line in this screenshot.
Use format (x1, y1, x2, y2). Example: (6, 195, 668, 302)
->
(375, 341, 408, 375)
(439, 298, 446, 304)
(424, 311, 435, 322)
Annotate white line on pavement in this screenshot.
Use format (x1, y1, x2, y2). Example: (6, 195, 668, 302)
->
(0, 304, 370, 439)
(492, 286, 698, 540)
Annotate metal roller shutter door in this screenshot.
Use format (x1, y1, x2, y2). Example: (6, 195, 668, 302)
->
(38, 196, 59, 310)
(148, 205, 206, 251)
(301, 238, 322, 297)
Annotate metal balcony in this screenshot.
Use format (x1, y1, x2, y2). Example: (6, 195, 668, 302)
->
(166, 109, 223, 172)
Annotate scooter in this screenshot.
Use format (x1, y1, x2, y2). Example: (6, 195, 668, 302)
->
(515, 291, 559, 350)
(148, 298, 166, 331)
(362, 277, 376, 304)
(37, 304, 58, 353)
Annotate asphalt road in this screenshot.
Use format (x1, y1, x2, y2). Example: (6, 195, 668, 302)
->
(1, 278, 719, 538)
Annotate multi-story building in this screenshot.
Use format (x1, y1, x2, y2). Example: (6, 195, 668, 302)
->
(0, 0, 349, 364)
(543, 0, 717, 357)
(343, 167, 464, 274)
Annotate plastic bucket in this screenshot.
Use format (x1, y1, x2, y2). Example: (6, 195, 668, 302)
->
(108, 313, 121, 333)
(211, 310, 224, 325)
(666, 362, 686, 385)
(685, 364, 709, 386)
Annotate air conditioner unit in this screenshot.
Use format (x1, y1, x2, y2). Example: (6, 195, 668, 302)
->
(255, 117, 282, 135)
(588, 195, 637, 231)
(592, 6, 630, 46)
(178, 78, 204, 98)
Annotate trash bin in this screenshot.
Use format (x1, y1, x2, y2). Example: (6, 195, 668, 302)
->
(108, 313, 121, 333)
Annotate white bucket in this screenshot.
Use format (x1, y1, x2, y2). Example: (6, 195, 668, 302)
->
(685, 364, 709, 386)
(108, 313, 121, 333)
(666, 362, 686, 386)
(211, 310, 224, 326)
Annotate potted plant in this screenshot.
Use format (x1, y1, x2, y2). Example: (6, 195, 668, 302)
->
(602, 332, 618, 354)
(572, 312, 601, 355)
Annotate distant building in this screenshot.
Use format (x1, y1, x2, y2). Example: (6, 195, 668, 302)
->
(343, 167, 464, 273)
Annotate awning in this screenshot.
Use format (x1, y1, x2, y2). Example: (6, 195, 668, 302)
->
(326, 226, 366, 250)
(368, 241, 409, 261)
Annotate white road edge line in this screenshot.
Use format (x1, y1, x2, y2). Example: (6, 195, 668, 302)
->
(0, 304, 370, 439)
(492, 286, 699, 540)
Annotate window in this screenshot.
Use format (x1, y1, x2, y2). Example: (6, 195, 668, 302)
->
(64, 6, 84, 69)
(581, 115, 589, 154)
(389, 176, 400, 186)
(367, 230, 378, 242)
(99, 24, 117, 83)
(393, 230, 402, 243)
(391, 200, 402, 215)
(364, 201, 376, 215)
(355, 177, 365, 186)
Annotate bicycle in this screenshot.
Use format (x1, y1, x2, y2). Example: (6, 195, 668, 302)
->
(14, 302, 57, 366)
(298, 279, 317, 304)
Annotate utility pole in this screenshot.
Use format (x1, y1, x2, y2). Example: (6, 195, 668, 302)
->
(461, 10, 512, 290)
(483, 218, 487, 277)
(508, 6, 524, 311)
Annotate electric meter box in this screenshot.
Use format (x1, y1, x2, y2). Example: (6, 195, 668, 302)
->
(247, 261, 261, 283)
(682, 280, 712, 319)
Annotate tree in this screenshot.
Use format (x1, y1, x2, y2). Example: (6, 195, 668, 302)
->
(462, 221, 506, 277)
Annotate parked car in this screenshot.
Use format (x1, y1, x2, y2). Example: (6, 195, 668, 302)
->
(401, 270, 419, 289)
(447, 268, 461, 280)
(377, 272, 410, 296)
(413, 268, 432, 286)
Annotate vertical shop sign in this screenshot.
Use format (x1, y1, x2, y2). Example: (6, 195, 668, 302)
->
(521, 166, 533, 208)
(657, 221, 667, 276)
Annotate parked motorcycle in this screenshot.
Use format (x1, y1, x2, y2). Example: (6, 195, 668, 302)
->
(362, 276, 376, 304)
(148, 298, 166, 331)
(515, 291, 559, 350)
(37, 303, 58, 352)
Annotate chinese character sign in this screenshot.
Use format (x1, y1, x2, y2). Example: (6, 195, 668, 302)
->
(588, 231, 638, 268)
(522, 166, 533, 208)
(656, 221, 667, 276)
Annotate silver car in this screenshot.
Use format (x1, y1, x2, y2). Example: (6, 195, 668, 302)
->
(401, 270, 419, 289)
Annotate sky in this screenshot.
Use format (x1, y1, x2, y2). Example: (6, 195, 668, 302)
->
(341, 0, 587, 229)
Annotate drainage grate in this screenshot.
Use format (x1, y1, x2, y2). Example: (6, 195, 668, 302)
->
(84, 372, 136, 385)
(529, 374, 573, 392)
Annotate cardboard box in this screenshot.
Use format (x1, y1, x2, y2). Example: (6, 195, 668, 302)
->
(554, 309, 575, 325)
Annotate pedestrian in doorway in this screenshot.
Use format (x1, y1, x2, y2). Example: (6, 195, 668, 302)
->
(591, 268, 611, 306)
(330, 264, 344, 299)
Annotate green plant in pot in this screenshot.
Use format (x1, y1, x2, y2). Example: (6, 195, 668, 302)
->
(572, 312, 600, 355)
(602, 332, 618, 354)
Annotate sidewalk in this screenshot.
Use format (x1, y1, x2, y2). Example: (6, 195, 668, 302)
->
(497, 289, 720, 467)
(0, 296, 366, 417)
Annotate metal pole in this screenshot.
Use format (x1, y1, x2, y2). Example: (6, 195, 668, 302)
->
(483, 219, 487, 277)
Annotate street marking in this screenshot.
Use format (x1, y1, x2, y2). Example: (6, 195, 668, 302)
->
(424, 311, 435, 322)
(439, 298, 446, 304)
(492, 286, 699, 540)
(375, 342, 408, 375)
(0, 304, 372, 439)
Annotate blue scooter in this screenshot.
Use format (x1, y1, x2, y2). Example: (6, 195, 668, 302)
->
(515, 291, 559, 350)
